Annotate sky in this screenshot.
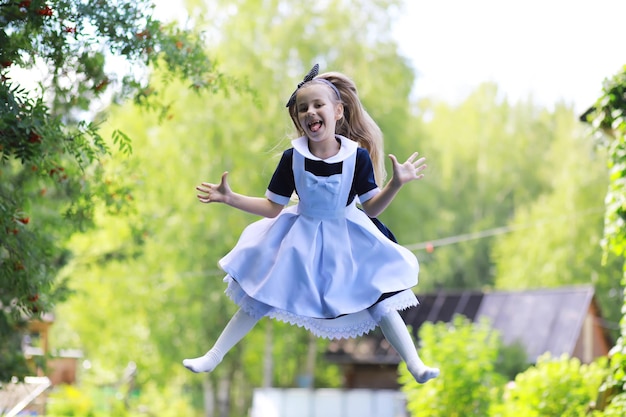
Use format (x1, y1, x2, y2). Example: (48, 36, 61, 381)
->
(15, 0, 621, 117)
(392, 0, 626, 113)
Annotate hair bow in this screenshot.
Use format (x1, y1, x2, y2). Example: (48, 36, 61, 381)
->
(285, 64, 320, 108)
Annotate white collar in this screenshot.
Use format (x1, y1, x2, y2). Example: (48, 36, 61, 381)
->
(291, 135, 358, 163)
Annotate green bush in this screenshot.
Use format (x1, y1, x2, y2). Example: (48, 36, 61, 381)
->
(496, 340, 531, 381)
(46, 385, 96, 417)
(490, 353, 607, 417)
(44, 382, 198, 417)
(401, 315, 505, 417)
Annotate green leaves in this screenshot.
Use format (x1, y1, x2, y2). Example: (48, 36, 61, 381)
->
(401, 316, 504, 417)
(111, 129, 132, 156)
(585, 64, 626, 416)
(402, 317, 608, 417)
(494, 354, 607, 417)
(0, 0, 223, 382)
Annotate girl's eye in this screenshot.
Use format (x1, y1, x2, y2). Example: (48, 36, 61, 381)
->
(297, 102, 323, 112)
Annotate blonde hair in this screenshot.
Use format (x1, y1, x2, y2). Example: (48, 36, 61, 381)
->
(287, 72, 387, 185)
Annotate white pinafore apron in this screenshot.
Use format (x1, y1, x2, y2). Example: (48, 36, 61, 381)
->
(219, 136, 419, 339)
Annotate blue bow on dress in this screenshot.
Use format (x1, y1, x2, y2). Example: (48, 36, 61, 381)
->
(305, 172, 341, 194)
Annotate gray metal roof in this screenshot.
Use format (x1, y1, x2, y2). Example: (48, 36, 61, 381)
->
(475, 286, 595, 362)
(325, 285, 600, 364)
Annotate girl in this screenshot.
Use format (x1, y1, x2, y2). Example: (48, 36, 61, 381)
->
(183, 64, 439, 384)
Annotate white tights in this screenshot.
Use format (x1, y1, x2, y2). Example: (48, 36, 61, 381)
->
(378, 310, 440, 383)
(183, 309, 259, 373)
(183, 308, 439, 383)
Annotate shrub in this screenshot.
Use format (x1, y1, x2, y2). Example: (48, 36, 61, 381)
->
(490, 353, 607, 417)
(401, 315, 505, 417)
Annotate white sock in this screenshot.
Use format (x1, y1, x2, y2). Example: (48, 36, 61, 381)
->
(183, 309, 259, 373)
(378, 311, 440, 384)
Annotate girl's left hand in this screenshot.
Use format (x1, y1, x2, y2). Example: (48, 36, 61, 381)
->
(389, 152, 427, 186)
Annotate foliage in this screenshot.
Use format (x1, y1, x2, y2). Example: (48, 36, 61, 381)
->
(46, 384, 96, 417)
(588, 66, 626, 258)
(401, 318, 606, 417)
(51, 0, 411, 414)
(31, 1, 623, 415)
(405, 87, 621, 318)
(0, 0, 223, 381)
(0, 314, 29, 381)
(490, 354, 607, 417)
(45, 382, 198, 417)
(491, 102, 623, 337)
(585, 64, 626, 415)
(401, 315, 505, 417)
(495, 340, 531, 382)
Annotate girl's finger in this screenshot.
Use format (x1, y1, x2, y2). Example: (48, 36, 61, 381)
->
(412, 157, 426, 167)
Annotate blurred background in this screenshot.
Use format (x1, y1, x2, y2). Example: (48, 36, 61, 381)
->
(1, 0, 625, 416)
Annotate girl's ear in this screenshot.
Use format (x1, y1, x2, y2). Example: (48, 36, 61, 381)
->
(335, 103, 344, 120)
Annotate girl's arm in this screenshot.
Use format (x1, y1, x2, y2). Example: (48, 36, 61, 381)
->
(197, 172, 284, 218)
(361, 152, 426, 218)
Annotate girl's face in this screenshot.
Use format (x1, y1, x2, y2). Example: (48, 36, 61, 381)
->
(295, 83, 343, 144)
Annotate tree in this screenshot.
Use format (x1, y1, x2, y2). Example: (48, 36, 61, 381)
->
(50, 0, 418, 414)
(491, 103, 624, 335)
(400, 87, 578, 290)
(0, 0, 223, 381)
(392, 85, 623, 337)
(585, 65, 626, 416)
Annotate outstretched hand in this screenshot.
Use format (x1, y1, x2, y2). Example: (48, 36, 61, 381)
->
(388, 152, 427, 186)
(196, 172, 232, 204)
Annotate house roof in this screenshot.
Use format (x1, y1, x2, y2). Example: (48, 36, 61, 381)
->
(325, 285, 602, 365)
(0, 377, 51, 416)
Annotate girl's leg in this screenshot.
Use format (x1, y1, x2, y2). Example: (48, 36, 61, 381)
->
(378, 310, 440, 383)
(183, 309, 259, 373)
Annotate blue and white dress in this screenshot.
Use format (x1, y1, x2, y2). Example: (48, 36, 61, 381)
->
(220, 135, 419, 339)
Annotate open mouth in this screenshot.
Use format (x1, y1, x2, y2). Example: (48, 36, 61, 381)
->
(308, 120, 323, 132)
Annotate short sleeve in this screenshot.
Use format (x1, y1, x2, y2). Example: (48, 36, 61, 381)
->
(353, 148, 380, 203)
(266, 149, 295, 205)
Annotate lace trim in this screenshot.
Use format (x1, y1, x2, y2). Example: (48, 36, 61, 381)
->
(265, 309, 377, 340)
(368, 290, 419, 323)
(223, 276, 419, 340)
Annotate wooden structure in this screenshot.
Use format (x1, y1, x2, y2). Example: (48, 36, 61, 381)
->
(0, 313, 83, 416)
(325, 285, 613, 389)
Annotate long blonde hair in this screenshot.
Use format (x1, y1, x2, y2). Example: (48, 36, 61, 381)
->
(287, 72, 387, 185)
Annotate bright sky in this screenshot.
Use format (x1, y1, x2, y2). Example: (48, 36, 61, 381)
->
(392, 0, 626, 113)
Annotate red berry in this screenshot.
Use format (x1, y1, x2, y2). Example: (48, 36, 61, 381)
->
(28, 132, 42, 143)
(37, 6, 53, 16)
(94, 79, 109, 91)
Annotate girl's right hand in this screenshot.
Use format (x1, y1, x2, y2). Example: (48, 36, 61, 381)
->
(196, 172, 231, 204)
